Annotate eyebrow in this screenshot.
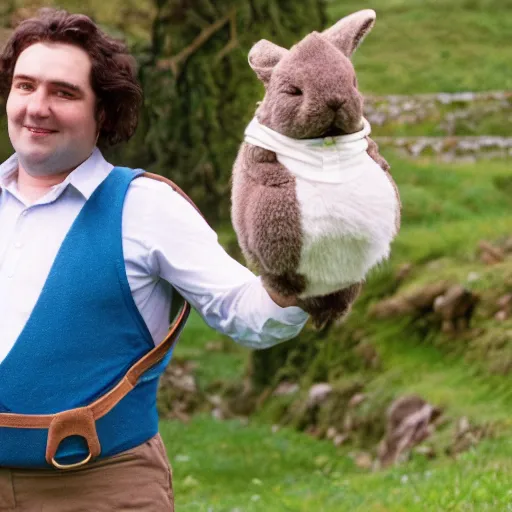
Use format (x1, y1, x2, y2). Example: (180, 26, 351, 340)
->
(12, 74, 84, 94)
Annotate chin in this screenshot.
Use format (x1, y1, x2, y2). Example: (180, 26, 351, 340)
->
(20, 150, 53, 166)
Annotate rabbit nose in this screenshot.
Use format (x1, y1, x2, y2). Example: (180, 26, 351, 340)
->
(327, 98, 345, 111)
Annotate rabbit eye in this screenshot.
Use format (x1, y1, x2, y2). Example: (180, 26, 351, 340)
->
(284, 86, 303, 96)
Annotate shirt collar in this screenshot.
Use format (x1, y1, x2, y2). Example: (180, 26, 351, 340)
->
(66, 148, 114, 200)
(0, 147, 114, 201)
(0, 153, 19, 190)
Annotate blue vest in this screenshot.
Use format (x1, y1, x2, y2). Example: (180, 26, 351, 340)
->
(0, 167, 177, 468)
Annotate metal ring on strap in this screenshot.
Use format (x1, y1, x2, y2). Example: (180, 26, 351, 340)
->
(0, 299, 191, 469)
(0, 173, 201, 469)
(52, 451, 92, 470)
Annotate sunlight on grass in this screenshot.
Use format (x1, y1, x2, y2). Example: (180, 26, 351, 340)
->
(161, 416, 512, 511)
(329, 0, 512, 94)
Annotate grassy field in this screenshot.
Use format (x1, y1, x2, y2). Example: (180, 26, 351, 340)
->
(160, 417, 512, 512)
(161, 152, 512, 510)
(4, 0, 511, 509)
(157, 4, 512, 504)
(329, 0, 512, 95)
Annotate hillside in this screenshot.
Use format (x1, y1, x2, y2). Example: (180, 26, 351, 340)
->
(159, 2, 512, 509)
(0, 1, 511, 509)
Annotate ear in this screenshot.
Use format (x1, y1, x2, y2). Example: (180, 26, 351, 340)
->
(248, 39, 287, 85)
(322, 9, 376, 57)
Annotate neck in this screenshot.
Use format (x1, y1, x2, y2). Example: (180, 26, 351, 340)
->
(17, 165, 74, 204)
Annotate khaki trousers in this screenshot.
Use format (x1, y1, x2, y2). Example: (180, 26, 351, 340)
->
(0, 434, 173, 511)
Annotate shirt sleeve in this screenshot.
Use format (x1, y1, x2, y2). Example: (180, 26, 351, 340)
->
(142, 180, 309, 349)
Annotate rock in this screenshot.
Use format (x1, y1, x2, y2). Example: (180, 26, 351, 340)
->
(206, 394, 223, 407)
(494, 294, 512, 321)
(353, 452, 373, 470)
(456, 416, 471, 436)
(495, 310, 509, 322)
(503, 237, 512, 253)
(466, 272, 480, 283)
(334, 434, 349, 447)
(378, 395, 442, 468)
(369, 296, 415, 318)
(273, 381, 300, 396)
(497, 294, 512, 310)
(177, 374, 197, 394)
(370, 281, 450, 318)
(348, 393, 367, 408)
(211, 407, 224, 420)
(449, 416, 491, 456)
(478, 240, 505, 264)
(396, 263, 413, 281)
(158, 361, 205, 420)
(326, 427, 338, 440)
(433, 285, 480, 333)
(307, 383, 333, 408)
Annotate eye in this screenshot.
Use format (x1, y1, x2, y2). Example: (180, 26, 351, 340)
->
(56, 90, 74, 99)
(284, 86, 303, 96)
(16, 82, 34, 92)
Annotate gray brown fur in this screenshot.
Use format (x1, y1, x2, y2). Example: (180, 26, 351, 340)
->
(231, 10, 401, 326)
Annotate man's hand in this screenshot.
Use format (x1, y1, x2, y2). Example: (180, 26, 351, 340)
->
(263, 283, 299, 308)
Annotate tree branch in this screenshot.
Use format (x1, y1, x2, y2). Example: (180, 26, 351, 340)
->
(214, 10, 239, 63)
(156, 9, 236, 77)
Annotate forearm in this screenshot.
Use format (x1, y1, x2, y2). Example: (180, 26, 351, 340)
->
(144, 181, 308, 347)
(175, 275, 308, 349)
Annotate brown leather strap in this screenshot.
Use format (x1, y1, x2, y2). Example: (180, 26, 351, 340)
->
(0, 172, 201, 467)
(142, 172, 206, 220)
(0, 300, 190, 466)
(0, 291, 189, 429)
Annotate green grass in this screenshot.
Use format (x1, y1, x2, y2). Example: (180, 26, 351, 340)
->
(329, 0, 512, 94)
(166, 153, 512, 509)
(161, 416, 512, 511)
(373, 107, 512, 138)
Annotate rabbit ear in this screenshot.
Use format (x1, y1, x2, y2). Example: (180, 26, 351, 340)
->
(322, 9, 376, 57)
(248, 39, 287, 85)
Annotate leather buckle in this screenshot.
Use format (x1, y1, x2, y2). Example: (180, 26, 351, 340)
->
(46, 407, 101, 469)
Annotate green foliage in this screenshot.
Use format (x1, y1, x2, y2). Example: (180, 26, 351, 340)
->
(127, 0, 327, 221)
(248, 155, 512, 390)
(173, 310, 249, 389)
(329, 0, 512, 94)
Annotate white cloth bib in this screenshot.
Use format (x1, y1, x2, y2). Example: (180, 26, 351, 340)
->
(244, 117, 372, 183)
(243, 117, 399, 297)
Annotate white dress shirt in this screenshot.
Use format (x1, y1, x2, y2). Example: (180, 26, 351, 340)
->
(0, 148, 308, 364)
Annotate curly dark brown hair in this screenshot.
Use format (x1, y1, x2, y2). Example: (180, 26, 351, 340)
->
(0, 8, 143, 146)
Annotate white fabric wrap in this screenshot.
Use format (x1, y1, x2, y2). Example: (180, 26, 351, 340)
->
(244, 118, 399, 297)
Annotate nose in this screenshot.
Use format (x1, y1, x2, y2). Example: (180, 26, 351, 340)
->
(327, 98, 345, 112)
(26, 89, 51, 118)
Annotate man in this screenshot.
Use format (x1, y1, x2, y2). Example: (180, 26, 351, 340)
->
(0, 9, 307, 510)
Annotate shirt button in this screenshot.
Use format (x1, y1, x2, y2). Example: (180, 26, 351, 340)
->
(14, 241, 23, 249)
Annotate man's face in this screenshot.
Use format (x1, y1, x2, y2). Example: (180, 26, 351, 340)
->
(6, 42, 99, 176)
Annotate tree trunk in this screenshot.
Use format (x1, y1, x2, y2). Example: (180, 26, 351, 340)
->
(130, 0, 327, 222)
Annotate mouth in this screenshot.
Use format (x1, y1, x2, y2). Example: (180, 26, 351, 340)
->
(322, 126, 348, 137)
(24, 126, 58, 136)
(322, 118, 365, 138)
